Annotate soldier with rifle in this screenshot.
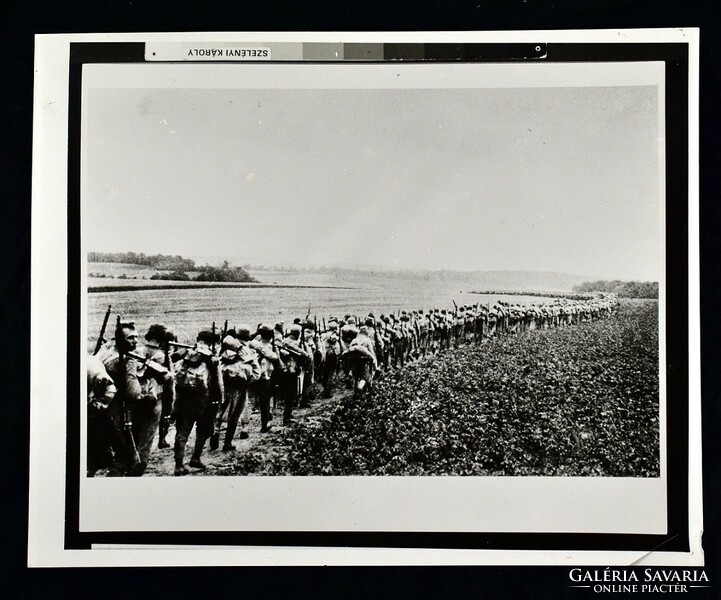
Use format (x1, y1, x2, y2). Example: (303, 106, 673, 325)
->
(214, 324, 261, 450)
(365, 315, 385, 372)
(142, 324, 177, 450)
(248, 323, 283, 433)
(300, 316, 317, 407)
(87, 305, 118, 476)
(172, 327, 223, 475)
(278, 324, 312, 425)
(100, 318, 145, 476)
(117, 323, 174, 468)
(320, 319, 341, 398)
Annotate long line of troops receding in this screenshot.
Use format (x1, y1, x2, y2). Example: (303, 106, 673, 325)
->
(87, 294, 618, 477)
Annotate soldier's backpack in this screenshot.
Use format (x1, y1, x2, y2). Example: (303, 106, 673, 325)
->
(221, 356, 251, 383)
(174, 353, 211, 396)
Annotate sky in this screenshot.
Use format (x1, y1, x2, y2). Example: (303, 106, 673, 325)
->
(83, 78, 661, 280)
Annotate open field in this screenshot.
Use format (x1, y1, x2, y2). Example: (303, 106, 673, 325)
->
(87, 267, 562, 352)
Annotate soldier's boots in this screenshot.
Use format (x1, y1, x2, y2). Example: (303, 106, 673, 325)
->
(209, 431, 220, 451)
(128, 461, 147, 477)
(158, 416, 170, 449)
(189, 454, 206, 470)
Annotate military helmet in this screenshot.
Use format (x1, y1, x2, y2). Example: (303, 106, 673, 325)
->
(222, 336, 241, 352)
(197, 328, 219, 345)
(257, 323, 274, 337)
(144, 323, 175, 344)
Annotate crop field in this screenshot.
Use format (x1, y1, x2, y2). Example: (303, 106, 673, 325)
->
(272, 300, 659, 477)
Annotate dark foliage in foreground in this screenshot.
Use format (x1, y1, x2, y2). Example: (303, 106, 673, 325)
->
(277, 300, 659, 476)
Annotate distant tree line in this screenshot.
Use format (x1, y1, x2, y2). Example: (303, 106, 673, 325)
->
(89, 272, 147, 280)
(151, 261, 257, 283)
(89, 252, 257, 283)
(573, 280, 658, 298)
(88, 251, 196, 271)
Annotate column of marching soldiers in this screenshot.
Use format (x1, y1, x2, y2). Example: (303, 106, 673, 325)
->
(87, 294, 618, 476)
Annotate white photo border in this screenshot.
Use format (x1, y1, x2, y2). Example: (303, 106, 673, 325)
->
(28, 30, 701, 568)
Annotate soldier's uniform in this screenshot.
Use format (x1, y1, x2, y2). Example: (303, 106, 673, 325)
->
(142, 324, 176, 450)
(340, 321, 359, 383)
(172, 329, 223, 476)
(300, 321, 318, 406)
(346, 325, 378, 393)
(364, 316, 385, 371)
(463, 306, 475, 342)
(477, 306, 487, 340)
(487, 306, 499, 338)
(431, 309, 443, 352)
(453, 308, 465, 346)
(379, 315, 393, 368)
(102, 323, 171, 477)
(320, 320, 341, 397)
(86, 355, 118, 476)
(279, 325, 312, 425)
(215, 327, 261, 450)
(397, 314, 411, 366)
(249, 324, 282, 433)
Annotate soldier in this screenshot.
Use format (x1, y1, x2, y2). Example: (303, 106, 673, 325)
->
(279, 324, 312, 425)
(345, 324, 378, 394)
(249, 323, 283, 433)
(431, 308, 443, 353)
(172, 328, 223, 476)
(102, 320, 170, 476)
(487, 305, 498, 338)
(475, 305, 486, 341)
(300, 320, 317, 407)
(86, 354, 118, 477)
(463, 306, 475, 343)
(379, 314, 393, 368)
(453, 306, 465, 346)
(340, 319, 360, 382)
(319, 319, 341, 397)
(274, 322, 285, 344)
(142, 323, 176, 450)
(214, 325, 261, 451)
(496, 302, 507, 335)
(399, 312, 412, 365)
(414, 309, 426, 357)
(365, 315, 385, 371)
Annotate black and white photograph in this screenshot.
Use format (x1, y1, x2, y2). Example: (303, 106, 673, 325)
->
(83, 66, 662, 480)
(27, 30, 701, 568)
